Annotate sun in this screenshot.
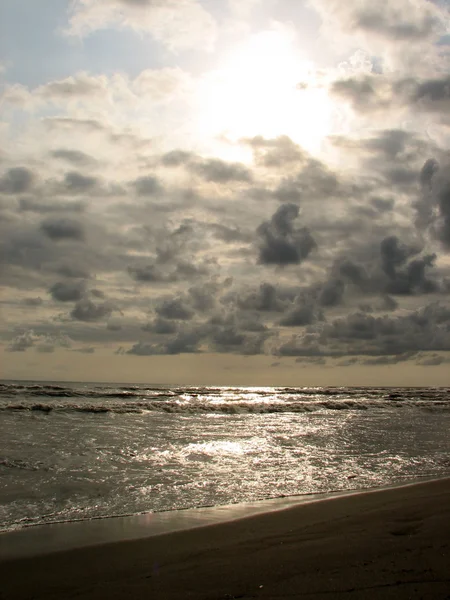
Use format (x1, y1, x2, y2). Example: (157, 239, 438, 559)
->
(198, 29, 333, 155)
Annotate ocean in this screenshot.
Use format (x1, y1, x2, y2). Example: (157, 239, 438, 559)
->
(1, 381, 449, 533)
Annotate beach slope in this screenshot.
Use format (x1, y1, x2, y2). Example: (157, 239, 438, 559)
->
(1, 478, 449, 599)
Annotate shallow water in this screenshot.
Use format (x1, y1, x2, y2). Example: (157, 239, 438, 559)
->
(1, 382, 449, 531)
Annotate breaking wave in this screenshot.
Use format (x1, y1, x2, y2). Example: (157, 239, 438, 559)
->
(0, 382, 448, 414)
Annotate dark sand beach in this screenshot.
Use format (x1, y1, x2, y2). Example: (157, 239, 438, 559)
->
(1, 478, 449, 600)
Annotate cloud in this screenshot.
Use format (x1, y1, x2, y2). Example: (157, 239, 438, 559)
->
(380, 236, 418, 279)
(142, 318, 178, 334)
(49, 281, 86, 302)
(279, 304, 320, 327)
(70, 298, 113, 321)
(319, 278, 345, 307)
(257, 203, 316, 266)
(39, 72, 108, 99)
(51, 149, 96, 166)
(311, 0, 446, 42)
(238, 283, 286, 312)
(415, 159, 450, 249)
(72, 346, 96, 354)
(19, 197, 85, 214)
(0, 167, 35, 194)
(40, 218, 85, 241)
(338, 259, 367, 285)
(6, 331, 36, 352)
(160, 150, 194, 167)
(62, 171, 98, 193)
(6, 330, 71, 353)
(127, 326, 205, 355)
(416, 353, 450, 366)
(332, 74, 450, 117)
(276, 302, 450, 359)
(22, 297, 43, 307)
(133, 175, 163, 196)
(155, 297, 194, 320)
(128, 264, 166, 283)
(44, 117, 106, 133)
(190, 159, 252, 183)
(245, 135, 308, 169)
(65, 0, 217, 52)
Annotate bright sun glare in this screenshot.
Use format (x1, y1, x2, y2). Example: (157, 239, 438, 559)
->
(199, 30, 333, 155)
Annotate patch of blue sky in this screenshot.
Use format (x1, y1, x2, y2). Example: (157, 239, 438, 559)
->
(0, 0, 170, 88)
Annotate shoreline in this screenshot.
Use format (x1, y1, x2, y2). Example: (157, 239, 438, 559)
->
(1, 475, 445, 560)
(1, 474, 448, 561)
(1, 476, 449, 599)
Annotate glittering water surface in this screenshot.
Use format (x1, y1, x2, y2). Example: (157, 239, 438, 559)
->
(1, 382, 449, 530)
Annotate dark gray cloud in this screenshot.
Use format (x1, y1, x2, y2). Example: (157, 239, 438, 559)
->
(6, 330, 71, 353)
(133, 175, 163, 196)
(142, 318, 178, 334)
(40, 218, 85, 241)
(56, 264, 91, 279)
(128, 258, 209, 284)
(353, 8, 438, 40)
(49, 280, 86, 302)
(380, 295, 399, 311)
(63, 171, 98, 193)
(6, 331, 35, 352)
(338, 260, 367, 286)
(208, 223, 251, 243)
(238, 283, 286, 312)
(416, 353, 450, 366)
(128, 264, 165, 282)
(386, 254, 438, 295)
(380, 236, 416, 279)
(332, 77, 383, 113)
(19, 197, 85, 213)
(51, 149, 95, 166)
(420, 158, 439, 190)
(414, 159, 450, 249)
(244, 135, 307, 168)
(21, 297, 43, 307)
(437, 180, 450, 248)
(279, 304, 319, 327)
(190, 158, 252, 183)
(271, 159, 341, 205)
(160, 150, 194, 167)
(414, 76, 450, 106)
(319, 278, 345, 307)
(127, 326, 205, 355)
(72, 346, 96, 354)
(160, 151, 252, 185)
(188, 282, 221, 313)
(44, 117, 106, 132)
(257, 203, 316, 266)
(0, 167, 35, 194)
(70, 299, 112, 321)
(211, 326, 268, 355)
(126, 221, 212, 284)
(155, 297, 194, 320)
(314, 0, 445, 46)
(332, 75, 450, 116)
(276, 303, 450, 358)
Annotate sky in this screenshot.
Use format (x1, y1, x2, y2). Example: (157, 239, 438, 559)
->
(1, 0, 450, 385)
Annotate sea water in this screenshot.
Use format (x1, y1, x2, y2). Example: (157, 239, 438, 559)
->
(1, 382, 449, 532)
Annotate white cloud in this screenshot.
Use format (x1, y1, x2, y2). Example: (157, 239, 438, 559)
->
(65, 0, 217, 51)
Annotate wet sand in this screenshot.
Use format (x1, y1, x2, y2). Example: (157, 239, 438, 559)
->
(1, 477, 449, 599)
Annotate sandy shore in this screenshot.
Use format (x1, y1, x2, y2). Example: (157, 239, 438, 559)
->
(1, 478, 449, 600)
